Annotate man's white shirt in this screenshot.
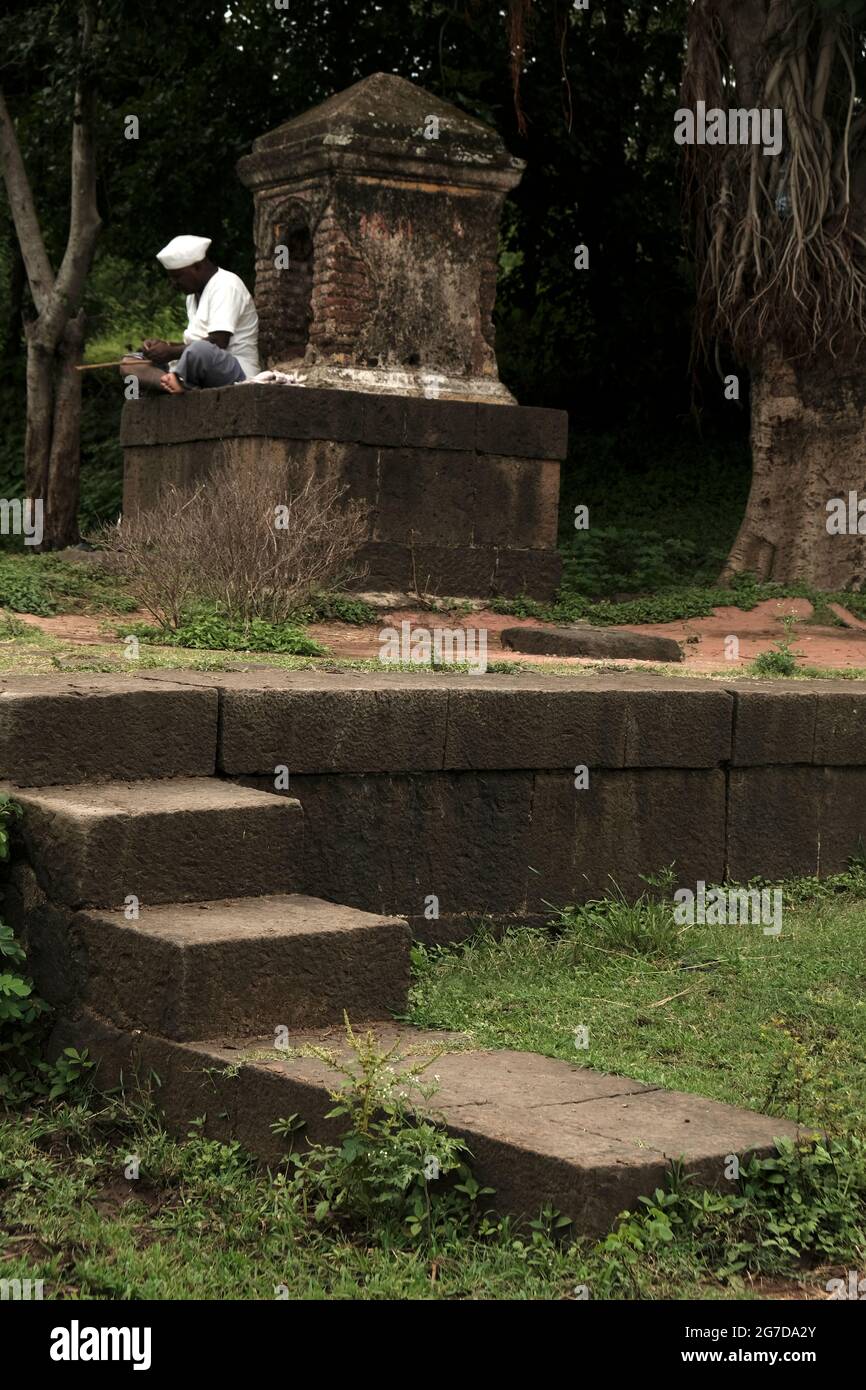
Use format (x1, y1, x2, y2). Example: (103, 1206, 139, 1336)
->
(184, 268, 260, 378)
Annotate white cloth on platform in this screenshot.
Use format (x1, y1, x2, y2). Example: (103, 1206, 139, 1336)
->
(156, 234, 212, 269)
(239, 369, 302, 385)
(183, 269, 260, 379)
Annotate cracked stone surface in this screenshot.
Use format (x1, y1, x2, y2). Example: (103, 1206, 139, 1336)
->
(53, 1013, 800, 1235)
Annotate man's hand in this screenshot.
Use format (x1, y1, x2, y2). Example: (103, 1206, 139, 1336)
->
(141, 338, 177, 362)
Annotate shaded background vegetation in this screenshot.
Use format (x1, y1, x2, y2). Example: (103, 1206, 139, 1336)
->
(0, 0, 750, 591)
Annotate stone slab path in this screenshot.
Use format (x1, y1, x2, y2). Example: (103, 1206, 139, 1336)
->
(53, 1012, 801, 1236)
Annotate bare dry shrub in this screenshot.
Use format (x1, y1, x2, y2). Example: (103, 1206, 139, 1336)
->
(95, 485, 204, 629)
(96, 441, 369, 628)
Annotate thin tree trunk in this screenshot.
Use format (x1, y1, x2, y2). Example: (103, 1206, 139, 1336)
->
(23, 328, 54, 501)
(45, 313, 86, 547)
(0, 0, 100, 549)
(721, 345, 866, 590)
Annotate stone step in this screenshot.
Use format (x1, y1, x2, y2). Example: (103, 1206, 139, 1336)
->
(0, 676, 218, 785)
(71, 896, 411, 1041)
(9, 778, 302, 908)
(55, 1014, 801, 1236)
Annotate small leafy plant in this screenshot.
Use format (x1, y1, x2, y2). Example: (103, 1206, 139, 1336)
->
(122, 610, 323, 655)
(0, 918, 52, 1102)
(748, 613, 802, 677)
(598, 1133, 866, 1296)
(273, 1016, 491, 1242)
(298, 592, 378, 626)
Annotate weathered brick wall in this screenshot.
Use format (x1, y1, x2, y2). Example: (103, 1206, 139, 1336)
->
(252, 194, 318, 364)
(309, 203, 376, 360)
(303, 179, 502, 377)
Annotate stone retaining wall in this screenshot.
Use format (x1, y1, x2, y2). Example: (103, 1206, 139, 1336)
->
(2, 671, 864, 941)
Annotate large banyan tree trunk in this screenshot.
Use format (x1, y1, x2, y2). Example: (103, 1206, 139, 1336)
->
(684, 0, 866, 588)
(721, 345, 866, 588)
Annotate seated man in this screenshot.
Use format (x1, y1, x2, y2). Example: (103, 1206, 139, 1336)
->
(121, 235, 260, 393)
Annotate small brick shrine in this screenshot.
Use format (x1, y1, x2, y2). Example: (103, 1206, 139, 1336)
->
(122, 73, 567, 599)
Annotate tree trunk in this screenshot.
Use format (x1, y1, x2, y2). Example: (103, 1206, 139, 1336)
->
(0, 0, 100, 550)
(44, 314, 86, 547)
(720, 346, 866, 590)
(22, 321, 87, 550)
(24, 330, 53, 495)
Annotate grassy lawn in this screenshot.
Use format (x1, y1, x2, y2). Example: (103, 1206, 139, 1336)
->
(409, 883, 866, 1132)
(1, 874, 864, 1301)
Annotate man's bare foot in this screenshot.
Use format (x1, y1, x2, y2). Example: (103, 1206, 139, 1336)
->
(160, 372, 184, 394)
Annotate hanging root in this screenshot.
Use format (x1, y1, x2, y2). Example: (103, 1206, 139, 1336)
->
(683, 1, 866, 364)
(506, 0, 534, 135)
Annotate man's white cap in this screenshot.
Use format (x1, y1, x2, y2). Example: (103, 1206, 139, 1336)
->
(156, 235, 212, 270)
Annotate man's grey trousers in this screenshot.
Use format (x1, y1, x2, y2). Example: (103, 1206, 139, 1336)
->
(170, 339, 246, 388)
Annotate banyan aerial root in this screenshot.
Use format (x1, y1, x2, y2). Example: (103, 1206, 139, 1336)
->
(682, 0, 866, 364)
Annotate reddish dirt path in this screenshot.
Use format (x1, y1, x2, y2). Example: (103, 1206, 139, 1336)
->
(14, 597, 866, 671)
(15, 612, 136, 645)
(306, 598, 866, 672)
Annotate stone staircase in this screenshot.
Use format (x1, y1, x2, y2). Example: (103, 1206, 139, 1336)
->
(0, 674, 799, 1234)
(6, 774, 411, 1039)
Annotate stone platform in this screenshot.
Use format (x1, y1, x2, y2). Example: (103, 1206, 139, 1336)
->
(1, 671, 843, 1230)
(5, 669, 866, 937)
(120, 385, 567, 600)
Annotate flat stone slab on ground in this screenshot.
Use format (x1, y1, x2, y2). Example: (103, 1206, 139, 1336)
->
(500, 625, 684, 662)
(57, 1014, 801, 1235)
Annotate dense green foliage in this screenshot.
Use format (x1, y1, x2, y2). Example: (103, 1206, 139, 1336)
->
(0, 796, 94, 1104)
(123, 614, 324, 654)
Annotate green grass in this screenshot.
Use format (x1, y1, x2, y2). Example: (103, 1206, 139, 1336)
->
(0, 1098, 596, 1300)
(409, 884, 866, 1132)
(491, 575, 861, 629)
(0, 1076, 860, 1301)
